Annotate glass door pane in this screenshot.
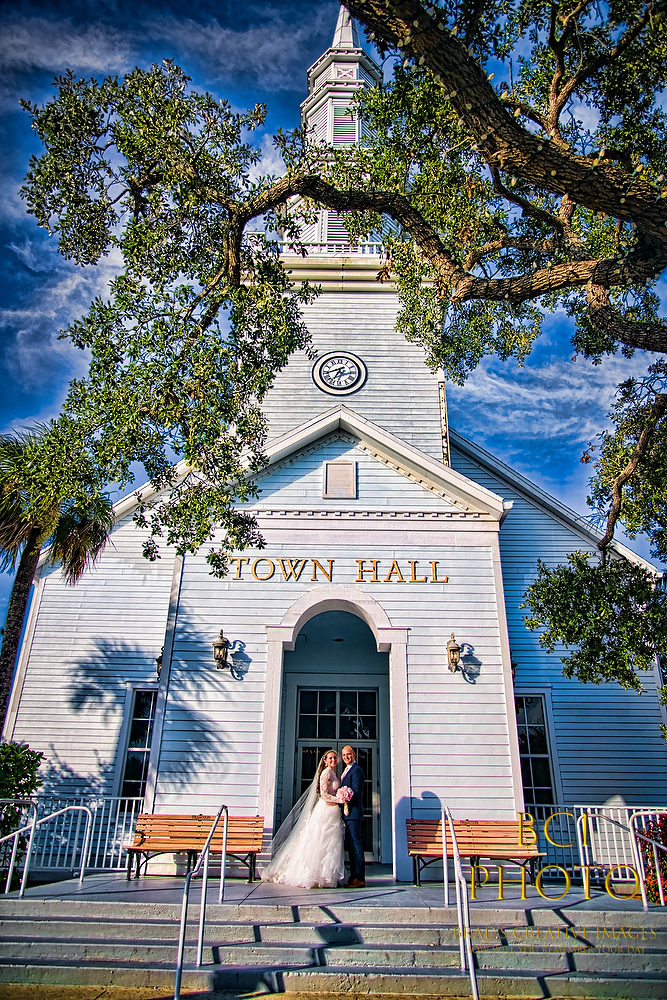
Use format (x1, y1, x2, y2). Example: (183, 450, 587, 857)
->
(295, 688, 380, 860)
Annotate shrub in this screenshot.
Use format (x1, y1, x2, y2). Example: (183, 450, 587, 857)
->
(0, 742, 45, 868)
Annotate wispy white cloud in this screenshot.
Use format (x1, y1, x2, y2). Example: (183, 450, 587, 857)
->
(0, 17, 136, 75)
(449, 351, 650, 447)
(1, 247, 121, 392)
(446, 346, 656, 521)
(151, 12, 329, 92)
(249, 132, 286, 183)
(7, 237, 55, 273)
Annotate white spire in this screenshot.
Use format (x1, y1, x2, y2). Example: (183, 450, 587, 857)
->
(290, 5, 382, 251)
(333, 5, 360, 49)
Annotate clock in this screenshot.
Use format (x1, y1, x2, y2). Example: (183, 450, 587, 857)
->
(312, 351, 367, 395)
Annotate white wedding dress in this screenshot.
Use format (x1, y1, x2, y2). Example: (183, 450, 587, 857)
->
(263, 766, 345, 888)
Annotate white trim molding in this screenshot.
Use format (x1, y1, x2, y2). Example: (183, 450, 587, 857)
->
(258, 584, 412, 879)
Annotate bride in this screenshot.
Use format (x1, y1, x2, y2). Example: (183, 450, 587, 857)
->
(263, 749, 345, 888)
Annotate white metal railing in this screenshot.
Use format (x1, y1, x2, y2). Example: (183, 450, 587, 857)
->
(631, 810, 667, 907)
(173, 803, 229, 1000)
(441, 806, 479, 1000)
(0, 799, 37, 895)
(0, 800, 93, 897)
(526, 804, 579, 871)
(577, 808, 667, 909)
(576, 805, 666, 878)
(278, 240, 384, 256)
(11, 796, 143, 873)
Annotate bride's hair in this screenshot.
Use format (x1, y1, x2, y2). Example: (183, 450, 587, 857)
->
(315, 749, 338, 795)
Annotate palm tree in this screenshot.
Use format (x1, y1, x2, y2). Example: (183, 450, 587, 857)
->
(0, 427, 114, 732)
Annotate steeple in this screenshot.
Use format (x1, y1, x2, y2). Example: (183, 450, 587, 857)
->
(297, 4, 382, 245)
(332, 6, 360, 49)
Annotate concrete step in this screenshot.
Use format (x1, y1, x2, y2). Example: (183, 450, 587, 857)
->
(2, 960, 667, 999)
(1, 895, 666, 998)
(0, 915, 464, 946)
(4, 910, 667, 951)
(4, 930, 665, 973)
(279, 967, 667, 999)
(4, 896, 667, 928)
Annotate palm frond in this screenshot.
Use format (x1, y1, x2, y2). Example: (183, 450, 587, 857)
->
(50, 496, 115, 585)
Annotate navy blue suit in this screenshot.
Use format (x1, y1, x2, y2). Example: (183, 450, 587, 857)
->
(341, 760, 365, 881)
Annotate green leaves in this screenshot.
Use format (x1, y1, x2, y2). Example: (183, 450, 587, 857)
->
(521, 551, 667, 691)
(19, 62, 319, 576)
(586, 362, 667, 560)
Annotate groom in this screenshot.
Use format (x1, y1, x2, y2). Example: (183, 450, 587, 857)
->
(340, 745, 365, 888)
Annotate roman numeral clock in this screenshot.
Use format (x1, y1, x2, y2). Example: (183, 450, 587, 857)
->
(312, 351, 367, 395)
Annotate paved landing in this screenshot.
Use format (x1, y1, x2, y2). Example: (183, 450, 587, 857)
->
(14, 865, 650, 915)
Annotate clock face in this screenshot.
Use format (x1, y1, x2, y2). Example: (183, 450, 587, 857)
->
(312, 352, 367, 395)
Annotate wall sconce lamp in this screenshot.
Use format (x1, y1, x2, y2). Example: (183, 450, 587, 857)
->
(155, 647, 163, 679)
(212, 630, 230, 669)
(447, 633, 461, 672)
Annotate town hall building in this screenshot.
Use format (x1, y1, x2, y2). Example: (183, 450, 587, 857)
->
(3, 7, 665, 881)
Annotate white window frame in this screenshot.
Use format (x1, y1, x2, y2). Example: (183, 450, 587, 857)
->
(513, 688, 564, 807)
(113, 682, 159, 799)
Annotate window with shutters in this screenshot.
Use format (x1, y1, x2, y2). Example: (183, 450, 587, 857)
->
(323, 461, 357, 499)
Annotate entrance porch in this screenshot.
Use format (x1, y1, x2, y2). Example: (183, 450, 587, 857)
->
(1, 868, 664, 999)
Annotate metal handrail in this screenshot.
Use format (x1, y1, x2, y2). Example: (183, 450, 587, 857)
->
(442, 806, 479, 1000)
(576, 809, 667, 910)
(630, 809, 667, 907)
(0, 799, 38, 895)
(174, 803, 228, 1000)
(0, 801, 93, 897)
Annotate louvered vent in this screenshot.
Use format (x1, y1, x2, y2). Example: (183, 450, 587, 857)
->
(333, 100, 358, 146)
(310, 103, 329, 144)
(313, 66, 332, 91)
(325, 211, 351, 242)
(323, 461, 357, 499)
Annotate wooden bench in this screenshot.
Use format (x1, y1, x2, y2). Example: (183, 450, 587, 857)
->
(125, 813, 264, 883)
(406, 818, 545, 886)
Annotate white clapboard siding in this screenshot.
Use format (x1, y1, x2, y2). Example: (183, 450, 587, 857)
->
(262, 293, 444, 460)
(154, 476, 517, 820)
(8, 511, 176, 796)
(450, 438, 667, 805)
(243, 434, 461, 512)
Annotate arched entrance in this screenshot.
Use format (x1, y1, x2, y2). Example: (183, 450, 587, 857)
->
(258, 586, 411, 879)
(280, 610, 388, 861)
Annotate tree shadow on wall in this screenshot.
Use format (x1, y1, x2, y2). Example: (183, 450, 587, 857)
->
(50, 606, 254, 802)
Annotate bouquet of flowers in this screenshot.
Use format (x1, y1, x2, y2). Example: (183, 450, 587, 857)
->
(336, 786, 354, 815)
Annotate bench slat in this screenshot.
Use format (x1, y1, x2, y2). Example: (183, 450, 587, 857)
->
(406, 817, 544, 885)
(126, 813, 264, 883)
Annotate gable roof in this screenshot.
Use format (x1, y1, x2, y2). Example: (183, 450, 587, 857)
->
(260, 404, 510, 521)
(450, 427, 657, 571)
(45, 407, 657, 573)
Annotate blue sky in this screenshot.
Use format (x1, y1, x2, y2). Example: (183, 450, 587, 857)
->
(0, 0, 663, 622)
